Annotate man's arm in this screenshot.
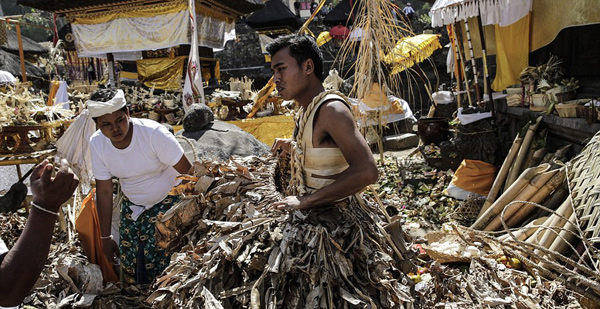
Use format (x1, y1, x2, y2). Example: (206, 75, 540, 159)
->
(0, 159, 78, 306)
(172, 154, 192, 175)
(96, 178, 119, 264)
(274, 101, 378, 210)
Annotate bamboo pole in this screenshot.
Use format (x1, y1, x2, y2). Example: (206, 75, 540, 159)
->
(476, 14, 495, 120)
(546, 211, 578, 255)
(484, 168, 558, 231)
(452, 22, 473, 106)
(527, 198, 572, 251)
(14, 21, 27, 82)
(503, 168, 566, 228)
(497, 216, 549, 242)
(479, 135, 523, 216)
(526, 147, 548, 169)
(447, 24, 463, 108)
(471, 164, 550, 230)
(463, 19, 482, 103)
(505, 116, 543, 188)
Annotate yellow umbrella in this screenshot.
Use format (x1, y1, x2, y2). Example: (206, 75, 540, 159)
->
(316, 31, 332, 47)
(384, 34, 442, 74)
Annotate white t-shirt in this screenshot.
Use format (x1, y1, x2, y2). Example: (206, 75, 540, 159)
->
(90, 118, 184, 207)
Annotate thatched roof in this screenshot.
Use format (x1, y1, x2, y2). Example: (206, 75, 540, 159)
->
(323, 0, 362, 27)
(245, 0, 302, 32)
(16, 0, 264, 16)
(0, 49, 47, 79)
(1, 29, 48, 55)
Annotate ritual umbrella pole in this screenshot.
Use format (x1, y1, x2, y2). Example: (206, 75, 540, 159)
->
(6, 18, 28, 83)
(476, 15, 495, 120)
(447, 24, 463, 108)
(107, 53, 116, 88)
(452, 23, 473, 106)
(463, 19, 482, 103)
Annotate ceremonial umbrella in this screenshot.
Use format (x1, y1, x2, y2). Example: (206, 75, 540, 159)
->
(384, 34, 442, 74)
(329, 25, 350, 39)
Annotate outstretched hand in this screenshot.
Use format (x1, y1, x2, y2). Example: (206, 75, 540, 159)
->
(271, 138, 292, 156)
(272, 195, 311, 211)
(30, 159, 79, 213)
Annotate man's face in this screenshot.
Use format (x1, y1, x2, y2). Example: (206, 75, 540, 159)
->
(97, 109, 131, 144)
(271, 47, 307, 101)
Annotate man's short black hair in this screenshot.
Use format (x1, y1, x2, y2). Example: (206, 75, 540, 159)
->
(266, 34, 324, 82)
(89, 88, 118, 102)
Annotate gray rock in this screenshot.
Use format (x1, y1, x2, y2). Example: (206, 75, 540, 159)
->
(183, 104, 214, 132)
(177, 121, 270, 162)
(384, 133, 419, 150)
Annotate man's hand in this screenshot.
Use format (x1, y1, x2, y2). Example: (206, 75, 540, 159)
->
(271, 138, 292, 156)
(30, 159, 79, 213)
(102, 238, 120, 268)
(272, 195, 312, 211)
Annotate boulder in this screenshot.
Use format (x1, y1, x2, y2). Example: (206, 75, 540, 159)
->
(183, 104, 214, 132)
(177, 121, 270, 162)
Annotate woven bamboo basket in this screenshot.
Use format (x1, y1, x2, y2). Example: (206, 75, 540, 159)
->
(555, 103, 578, 118)
(567, 130, 600, 268)
(424, 232, 472, 264)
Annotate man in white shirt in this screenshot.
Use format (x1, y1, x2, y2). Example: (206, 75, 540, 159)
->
(88, 88, 191, 284)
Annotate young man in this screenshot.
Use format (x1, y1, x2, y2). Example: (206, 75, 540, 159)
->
(0, 159, 79, 307)
(268, 34, 378, 210)
(88, 88, 191, 284)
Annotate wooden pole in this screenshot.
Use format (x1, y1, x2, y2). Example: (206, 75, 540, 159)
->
(107, 52, 115, 88)
(447, 24, 463, 108)
(14, 21, 27, 83)
(453, 22, 473, 106)
(476, 15, 496, 120)
(463, 19, 482, 103)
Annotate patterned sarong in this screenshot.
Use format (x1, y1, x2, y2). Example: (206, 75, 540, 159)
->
(119, 195, 179, 284)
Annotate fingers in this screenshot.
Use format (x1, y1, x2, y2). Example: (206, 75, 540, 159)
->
(30, 159, 48, 182)
(39, 162, 54, 184)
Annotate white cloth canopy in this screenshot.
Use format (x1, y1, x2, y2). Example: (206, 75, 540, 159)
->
(430, 0, 531, 27)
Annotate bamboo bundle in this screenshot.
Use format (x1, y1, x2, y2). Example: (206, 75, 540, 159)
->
(497, 216, 549, 242)
(547, 211, 578, 255)
(484, 167, 559, 231)
(505, 116, 543, 188)
(471, 164, 550, 230)
(503, 168, 566, 228)
(479, 135, 523, 216)
(527, 198, 573, 251)
(527, 147, 548, 168)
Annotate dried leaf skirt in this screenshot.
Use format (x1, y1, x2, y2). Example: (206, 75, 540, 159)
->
(149, 157, 413, 308)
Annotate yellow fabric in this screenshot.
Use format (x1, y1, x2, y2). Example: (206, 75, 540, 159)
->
(316, 31, 332, 47)
(227, 115, 295, 146)
(72, 2, 187, 25)
(136, 56, 186, 90)
(301, 93, 349, 191)
(362, 83, 388, 108)
(492, 13, 530, 91)
(47, 80, 60, 106)
(451, 159, 497, 196)
(385, 34, 442, 74)
(119, 71, 138, 80)
(530, 0, 600, 51)
(75, 190, 119, 283)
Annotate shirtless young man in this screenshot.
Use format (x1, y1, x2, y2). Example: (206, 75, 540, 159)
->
(268, 34, 378, 210)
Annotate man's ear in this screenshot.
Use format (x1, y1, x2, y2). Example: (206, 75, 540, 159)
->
(304, 59, 314, 75)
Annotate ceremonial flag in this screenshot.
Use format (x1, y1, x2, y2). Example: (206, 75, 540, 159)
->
(182, 0, 205, 112)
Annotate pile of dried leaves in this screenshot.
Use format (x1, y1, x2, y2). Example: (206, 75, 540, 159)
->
(149, 156, 415, 308)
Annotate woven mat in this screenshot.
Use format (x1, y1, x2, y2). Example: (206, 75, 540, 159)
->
(567, 130, 600, 266)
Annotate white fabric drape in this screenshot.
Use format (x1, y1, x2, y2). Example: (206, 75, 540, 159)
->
(197, 14, 235, 49)
(430, 0, 532, 27)
(72, 9, 189, 57)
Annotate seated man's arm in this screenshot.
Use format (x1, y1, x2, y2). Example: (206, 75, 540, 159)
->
(0, 160, 78, 306)
(275, 101, 378, 210)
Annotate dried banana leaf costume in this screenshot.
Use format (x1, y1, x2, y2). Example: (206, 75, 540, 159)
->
(153, 90, 414, 307)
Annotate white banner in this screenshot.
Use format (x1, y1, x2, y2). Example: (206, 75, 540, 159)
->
(197, 15, 235, 49)
(72, 9, 189, 57)
(182, 0, 205, 112)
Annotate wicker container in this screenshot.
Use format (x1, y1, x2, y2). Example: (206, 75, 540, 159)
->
(577, 105, 598, 124)
(555, 90, 576, 103)
(555, 103, 578, 118)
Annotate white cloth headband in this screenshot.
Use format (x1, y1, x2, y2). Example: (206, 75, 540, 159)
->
(87, 89, 127, 118)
